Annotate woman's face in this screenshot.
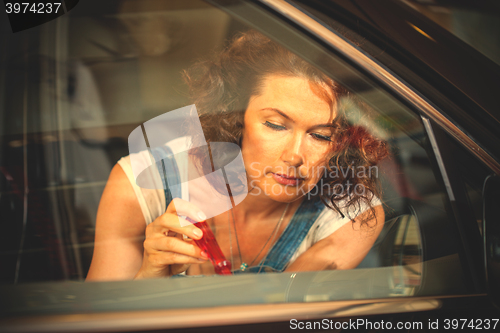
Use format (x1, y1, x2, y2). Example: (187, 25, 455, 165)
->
(241, 75, 336, 203)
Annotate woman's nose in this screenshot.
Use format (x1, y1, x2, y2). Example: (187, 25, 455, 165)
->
(281, 133, 304, 167)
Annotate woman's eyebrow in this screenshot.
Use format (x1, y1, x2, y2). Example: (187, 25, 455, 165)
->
(262, 108, 294, 122)
(315, 123, 338, 128)
(262, 108, 336, 128)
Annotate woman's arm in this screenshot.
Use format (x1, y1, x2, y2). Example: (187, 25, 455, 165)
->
(285, 205, 385, 272)
(86, 164, 147, 281)
(86, 164, 209, 281)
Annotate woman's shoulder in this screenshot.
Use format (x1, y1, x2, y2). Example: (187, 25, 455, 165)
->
(116, 136, 192, 224)
(312, 194, 382, 241)
(97, 164, 147, 229)
(117, 136, 191, 185)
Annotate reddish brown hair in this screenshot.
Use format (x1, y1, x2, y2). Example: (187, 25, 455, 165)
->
(184, 30, 388, 223)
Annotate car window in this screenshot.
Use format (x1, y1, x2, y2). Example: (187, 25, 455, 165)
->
(0, 0, 475, 320)
(445, 135, 491, 236)
(400, 0, 500, 66)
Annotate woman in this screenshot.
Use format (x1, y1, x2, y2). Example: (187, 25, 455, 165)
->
(86, 31, 387, 280)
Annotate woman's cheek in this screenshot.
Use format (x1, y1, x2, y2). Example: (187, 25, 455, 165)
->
(304, 158, 329, 185)
(308, 144, 332, 167)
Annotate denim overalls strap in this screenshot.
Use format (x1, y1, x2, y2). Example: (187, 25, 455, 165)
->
(153, 145, 324, 273)
(254, 198, 324, 272)
(150, 146, 182, 203)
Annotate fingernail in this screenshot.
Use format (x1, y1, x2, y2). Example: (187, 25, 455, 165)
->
(201, 251, 209, 258)
(197, 211, 207, 221)
(193, 228, 203, 238)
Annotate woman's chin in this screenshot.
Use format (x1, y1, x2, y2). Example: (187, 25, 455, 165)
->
(254, 183, 311, 203)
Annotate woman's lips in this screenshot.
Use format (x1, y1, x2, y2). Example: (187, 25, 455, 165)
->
(272, 173, 303, 186)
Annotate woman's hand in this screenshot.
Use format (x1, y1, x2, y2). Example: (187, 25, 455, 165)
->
(135, 198, 210, 279)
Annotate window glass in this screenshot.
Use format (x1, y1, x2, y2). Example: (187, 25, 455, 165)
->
(441, 131, 491, 236)
(400, 0, 500, 66)
(0, 0, 471, 318)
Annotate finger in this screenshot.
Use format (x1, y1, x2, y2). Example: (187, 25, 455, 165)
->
(152, 214, 205, 240)
(166, 198, 207, 223)
(147, 235, 209, 260)
(153, 252, 209, 267)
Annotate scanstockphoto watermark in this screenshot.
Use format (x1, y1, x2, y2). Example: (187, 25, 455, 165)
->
(248, 162, 379, 197)
(290, 318, 423, 330)
(249, 162, 380, 180)
(249, 179, 371, 198)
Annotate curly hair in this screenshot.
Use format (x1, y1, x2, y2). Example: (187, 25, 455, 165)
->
(184, 30, 388, 224)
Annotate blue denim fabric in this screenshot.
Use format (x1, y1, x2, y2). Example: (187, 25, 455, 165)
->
(258, 198, 324, 271)
(152, 145, 323, 273)
(150, 146, 181, 202)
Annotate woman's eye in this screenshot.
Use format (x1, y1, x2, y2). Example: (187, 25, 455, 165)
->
(311, 133, 332, 142)
(263, 121, 286, 131)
